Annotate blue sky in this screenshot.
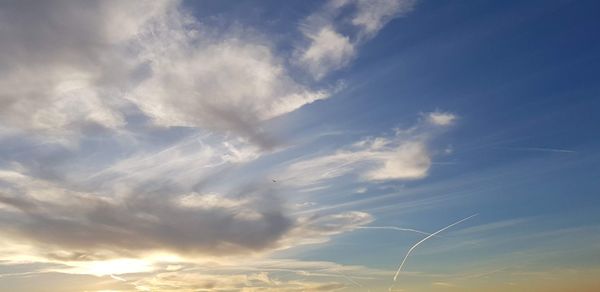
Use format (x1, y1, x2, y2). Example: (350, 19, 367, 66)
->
(0, 0, 599, 291)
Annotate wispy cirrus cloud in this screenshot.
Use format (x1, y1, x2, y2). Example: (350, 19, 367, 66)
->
(0, 0, 369, 274)
(280, 112, 456, 187)
(28, 258, 388, 292)
(0, 1, 444, 291)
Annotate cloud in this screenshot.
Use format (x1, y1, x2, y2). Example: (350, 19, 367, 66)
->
(127, 271, 348, 292)
(296, 0, 416, 79)
(427, 112, 457, 126)
(0, 185, 292, 258)
(363, 141, 431, 180)
(283, 140, 430, 186)
(122, 267, 346, 291)
(284, 211, 374, 246)
(0, 1, 429, 290)
(0, 0, 330, 148)
(43, 257, 386, 291)
(128, 28, 330, 148)
(280, 112, 455, 186)
(0, 168, 373, 263)
(0, 259, 356, 292)
(44, 258, 384, 292)
(81, 134, 262, 193)
(351, 0, 416, 36)
(299, 26, 356, 79)
(0, 0, 170, 136)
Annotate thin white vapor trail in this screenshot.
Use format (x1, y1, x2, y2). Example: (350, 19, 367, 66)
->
(505, 147, 576, 153)
(357, 226, 434, 236)
(336, 269, 363, 287)
(110, 274, 126, 282)
(393, 214, 478, 281)
(83, 133, 206, 182)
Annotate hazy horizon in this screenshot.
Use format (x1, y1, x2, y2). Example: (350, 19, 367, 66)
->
(0, 0, 599, 291)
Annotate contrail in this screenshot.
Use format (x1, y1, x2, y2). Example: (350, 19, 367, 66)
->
(357, 226, 435, 237)
(504, 147, 576, 153)
(393, 214, 478, 281)
(110, 274, 126, 282)
(336, 269, 363, 287)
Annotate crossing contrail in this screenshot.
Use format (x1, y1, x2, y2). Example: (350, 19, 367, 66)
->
(393, 214, 478, 281)
(336, 269, 363, 287)
(357, 226, 435, 236)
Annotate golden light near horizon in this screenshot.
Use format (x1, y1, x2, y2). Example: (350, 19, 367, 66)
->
(60, 258, 154, 277)
(1, 0, 599, 291)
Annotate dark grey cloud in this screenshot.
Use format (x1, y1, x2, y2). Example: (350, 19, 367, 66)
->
(0, 164, 372, 261)
(0, 186, 293, 257)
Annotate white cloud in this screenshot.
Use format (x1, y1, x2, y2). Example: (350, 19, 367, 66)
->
(299, 26, 355, 79)
(427, 112, 457, 126)
(284, 211, 374, 247)
(296, 0, 416, 79)
(0, 255, 383, 291)
(355, 187, 368, 194)
(282, 138, 430, 186)
(0, 2, 429, 290)
(82, 134, 262, 193)
(0, 0, 331, 148)
(363, 141, 430, 180)
(43, 258, 386, 292)
(281, 113, 455, 186)
(129, 33, 330, 147)
(352, 0, 416, 36)
(0, 0, 171, 137)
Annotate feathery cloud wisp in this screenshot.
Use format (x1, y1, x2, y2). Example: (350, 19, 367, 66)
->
(280, 112, 456, 187)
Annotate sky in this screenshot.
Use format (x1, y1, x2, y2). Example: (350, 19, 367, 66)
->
(0, 0, 599, 291)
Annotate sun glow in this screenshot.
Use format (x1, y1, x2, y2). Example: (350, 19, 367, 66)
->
(68, 258, 154, 276)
